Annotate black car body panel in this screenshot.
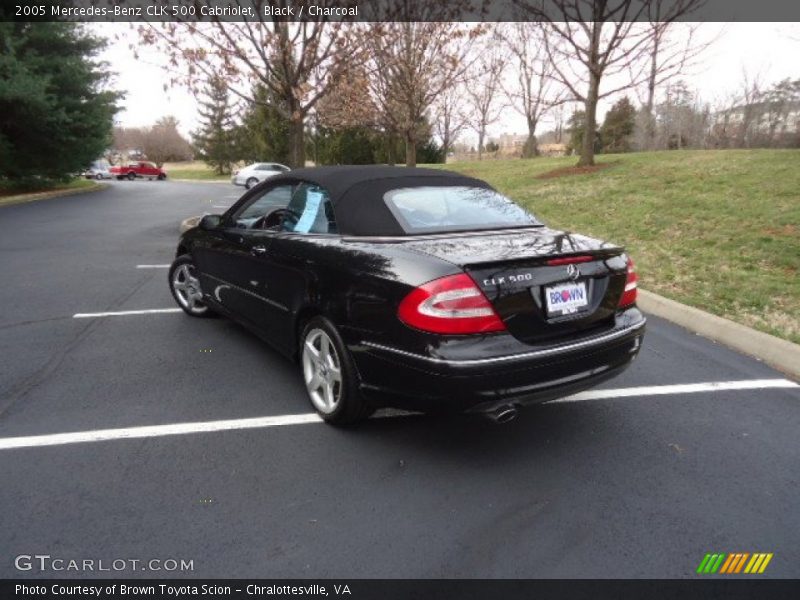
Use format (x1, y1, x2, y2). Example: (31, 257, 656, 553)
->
(176, 166, 645, 414)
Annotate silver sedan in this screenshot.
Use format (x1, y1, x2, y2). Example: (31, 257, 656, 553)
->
(231, 163, 291, 189)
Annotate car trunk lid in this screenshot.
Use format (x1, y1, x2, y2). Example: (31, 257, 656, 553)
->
(401, 228, 629, 344)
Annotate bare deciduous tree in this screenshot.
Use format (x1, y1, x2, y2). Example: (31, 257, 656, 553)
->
(142, 116, 193, 167)
(709, 75, 800, 149)
(502, 23, 566, 157)
(736, 68, 765, 148)
(112, 126, 146, 160)
(139, 1, 361, 168)
(315, 62, 378, 131)
(466, 29, 508, 160)
(362, 2, 481, 167)
(432, 82, 470, 159)
(514, 0, 705, 166)
(638, 1, 713, 149)
(653, 81, 709, 150)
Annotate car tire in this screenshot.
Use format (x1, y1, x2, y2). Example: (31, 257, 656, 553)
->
(116, 176, 124, 181)
(127, 172, 136, 181)
(245, 177, 258, 189)
(168, 255, 213, 318)
(300, 316, 373, 425)
(95, 173, 103, 180)
(158, 174, 166, 181)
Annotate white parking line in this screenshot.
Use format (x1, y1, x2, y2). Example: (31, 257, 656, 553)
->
(0, 414, 323, 450)
(136, 264, 170, 269)
(555, 379, 798, 403)
(0, 379, 796, 451)
(73, 308, 182, 318)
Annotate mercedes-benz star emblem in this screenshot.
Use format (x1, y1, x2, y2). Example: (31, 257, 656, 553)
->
(566, 264, 580, 280)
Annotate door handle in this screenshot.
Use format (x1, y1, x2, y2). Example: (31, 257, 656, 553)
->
(250, 245, 268, 256)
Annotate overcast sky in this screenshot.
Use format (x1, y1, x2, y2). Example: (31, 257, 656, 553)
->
(96, 22, 800, 143)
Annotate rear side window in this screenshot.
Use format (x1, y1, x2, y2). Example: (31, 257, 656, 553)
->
(384, 186, 540, 234)
(283, 183, 337, 234)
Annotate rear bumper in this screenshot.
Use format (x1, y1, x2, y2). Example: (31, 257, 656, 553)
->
(349, 315, 645, 413)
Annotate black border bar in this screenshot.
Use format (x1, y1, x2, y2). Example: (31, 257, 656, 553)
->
(4, 0, 800, 23)
(5, 579, 800, 600)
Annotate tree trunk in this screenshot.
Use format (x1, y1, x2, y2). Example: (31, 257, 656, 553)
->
(288, 118, 305, 168)
(578, 23, 601, 167)
(405, 130, 417, 167)
(522, 117, 539, 158)
(442, 132, 451, 160)
(644, 32, 660, 150)
(579, 75, 600, 166)
(477, 131, 485, 160)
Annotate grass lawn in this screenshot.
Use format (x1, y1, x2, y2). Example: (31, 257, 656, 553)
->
(435, 149, 800, 344)
(163, 161, 231, 181)
(0, 178, 99, 206)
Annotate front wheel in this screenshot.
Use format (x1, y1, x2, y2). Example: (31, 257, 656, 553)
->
(245, 177, 258, 189)
(127, 172, 136, 181)
(168, 255, 213, 317)
(158, 173, 166, 181)
(300, 316, 373, 424)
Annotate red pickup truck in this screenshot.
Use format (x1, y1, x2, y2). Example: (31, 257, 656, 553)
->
(110, 161, 167, 181)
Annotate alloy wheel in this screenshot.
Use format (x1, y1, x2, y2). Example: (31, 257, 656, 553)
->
(171, 264, 208, 315)
(302, 328, 342, 415)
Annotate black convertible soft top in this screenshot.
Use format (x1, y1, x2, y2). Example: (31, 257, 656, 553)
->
(265, 165, 495, 236)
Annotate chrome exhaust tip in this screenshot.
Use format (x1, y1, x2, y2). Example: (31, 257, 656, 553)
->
(487, 405, 518, 424)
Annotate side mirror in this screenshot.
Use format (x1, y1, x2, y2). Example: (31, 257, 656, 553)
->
(199, 214, 223, 230)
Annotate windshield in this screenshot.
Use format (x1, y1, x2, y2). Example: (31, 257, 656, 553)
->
(384, 186, 541, 234)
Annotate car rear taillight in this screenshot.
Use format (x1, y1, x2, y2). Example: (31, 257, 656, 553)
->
(618, 257, 638, 308)
(398, 273, 506, 335)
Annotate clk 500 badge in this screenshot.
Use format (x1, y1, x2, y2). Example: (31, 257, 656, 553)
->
(483, 273, 534, 286)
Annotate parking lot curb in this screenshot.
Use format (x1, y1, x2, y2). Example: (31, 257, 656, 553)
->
(0, 181, 107, 208)
(638, 289, 800, 381)
(179, 216, 202, 234)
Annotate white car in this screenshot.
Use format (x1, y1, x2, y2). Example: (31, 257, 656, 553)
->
(83, 160, 113, 180)
(231, 162, 291, 189)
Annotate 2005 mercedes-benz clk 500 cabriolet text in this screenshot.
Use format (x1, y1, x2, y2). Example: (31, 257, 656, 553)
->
(169, 166, 645, 424)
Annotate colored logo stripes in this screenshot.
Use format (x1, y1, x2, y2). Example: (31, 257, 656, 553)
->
(697, 552, 773, 574)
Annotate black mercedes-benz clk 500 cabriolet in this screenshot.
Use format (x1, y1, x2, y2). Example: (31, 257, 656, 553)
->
(169, 166, 645, 424)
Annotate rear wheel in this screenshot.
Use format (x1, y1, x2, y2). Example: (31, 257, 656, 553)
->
(95, 173, 103, 180)
(245, 177, 258, 189)
(300, 316, 372, 424)
(169, 255, 212, 317)
(127, 172, 136, 181)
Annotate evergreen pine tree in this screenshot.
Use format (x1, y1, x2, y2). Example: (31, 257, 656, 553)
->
(193, 76, 237, 175)
(600, 97, 637, 153)
(234, 85, 292, 166)
(0, 21, 120, 185)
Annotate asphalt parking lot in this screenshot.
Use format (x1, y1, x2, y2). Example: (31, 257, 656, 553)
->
(1, 180, 798, 579)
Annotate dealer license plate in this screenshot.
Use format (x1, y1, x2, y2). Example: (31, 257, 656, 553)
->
(545, 281, 588, 316)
